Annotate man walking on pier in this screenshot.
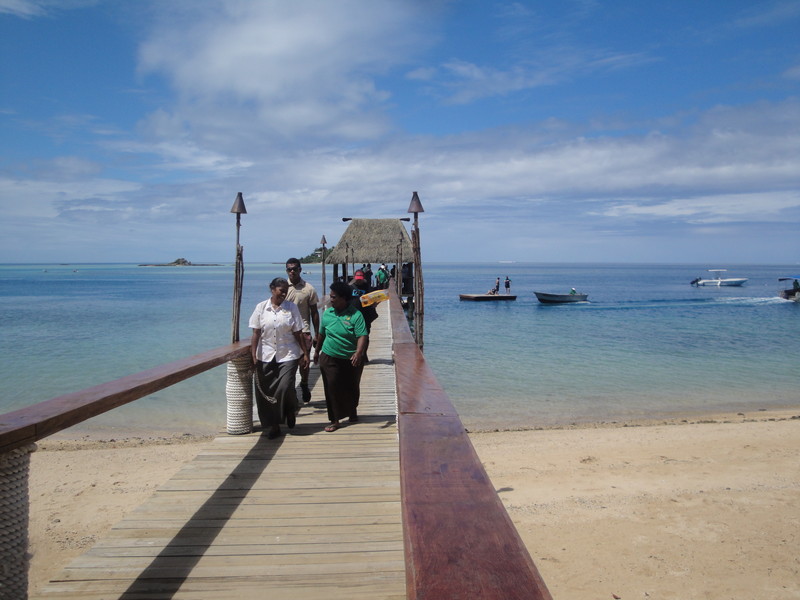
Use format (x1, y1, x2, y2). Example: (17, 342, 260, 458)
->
(285, 258, 320, 403)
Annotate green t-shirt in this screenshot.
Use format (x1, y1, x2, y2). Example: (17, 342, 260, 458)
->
(319, 305, 368, 359)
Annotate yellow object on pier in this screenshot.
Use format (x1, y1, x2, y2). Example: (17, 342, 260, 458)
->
(360, 289, 390, 306)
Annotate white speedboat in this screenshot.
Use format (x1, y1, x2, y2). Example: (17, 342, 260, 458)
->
(690, 270, 748, 287)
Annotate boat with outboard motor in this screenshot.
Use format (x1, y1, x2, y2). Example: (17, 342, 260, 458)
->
(690, 269, 748, 287)
(778, 276, 800, 302)
(534, 290, 588, 304)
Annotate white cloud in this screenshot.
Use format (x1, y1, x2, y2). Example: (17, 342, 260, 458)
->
(137, 0, 433, 145)
(0, 0, 44, 17)
(5, 97, 799, 253)
(784, 63, 800, 80)
(107, 137, 253, 175)
(728, 0, 800, 30)
(433, 49, 653, 105)
(0, 174, 141, 218)
(0, 0, 98, 18)
(601, 191, 800, 223)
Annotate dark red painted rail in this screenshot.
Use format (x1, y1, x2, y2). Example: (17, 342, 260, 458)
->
(0, 341, 250, 454)
(388, 293, 553, 599)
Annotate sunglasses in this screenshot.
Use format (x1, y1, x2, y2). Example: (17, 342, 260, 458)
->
(286, 266, 301, 272)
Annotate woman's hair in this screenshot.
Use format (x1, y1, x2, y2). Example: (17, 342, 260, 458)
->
(270, 277, 289, 290)
(329, 280, 352, 299)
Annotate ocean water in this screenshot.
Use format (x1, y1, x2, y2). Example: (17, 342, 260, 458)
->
(1, 262, 799, 435)
(423, 263, 800, 429)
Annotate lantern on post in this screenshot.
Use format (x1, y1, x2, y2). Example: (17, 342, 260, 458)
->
(320, 234, 327, 293)
(230, 192, 247, 344)
(407, 191, 425, 350)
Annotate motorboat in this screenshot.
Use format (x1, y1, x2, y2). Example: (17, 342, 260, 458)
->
(778, 276, 800, 302)
(459, 293, 516, 301)
(534, 290, 588, 304)
(690, 270, 748, 287)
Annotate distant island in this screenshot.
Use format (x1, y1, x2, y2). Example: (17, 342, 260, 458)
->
(139, 258, 224, 267)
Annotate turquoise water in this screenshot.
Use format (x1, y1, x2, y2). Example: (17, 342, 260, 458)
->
(424, 263, 800, 428)
(1, 262, 799, 435)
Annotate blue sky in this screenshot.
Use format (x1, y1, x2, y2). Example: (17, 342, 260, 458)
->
(1, 0, 799, 264)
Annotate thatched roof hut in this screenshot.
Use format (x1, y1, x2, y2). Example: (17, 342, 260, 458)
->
(325, 219, 413, 265)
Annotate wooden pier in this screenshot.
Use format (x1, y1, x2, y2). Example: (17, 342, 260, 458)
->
(3, 293, 551, 599)
(32, 307, 404, 599)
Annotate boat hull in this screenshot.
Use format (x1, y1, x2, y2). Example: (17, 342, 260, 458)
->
(459, 294, 516, 301)
(779, 289, 800, 302)
(534, 292, 588, 304)
(692, 278, 748, 287)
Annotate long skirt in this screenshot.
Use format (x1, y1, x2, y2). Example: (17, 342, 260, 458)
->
(254, 358, 299, 428)
(319, 351, 364, 423)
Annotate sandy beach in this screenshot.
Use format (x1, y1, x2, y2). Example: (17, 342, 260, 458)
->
(27, 409, 800, 599)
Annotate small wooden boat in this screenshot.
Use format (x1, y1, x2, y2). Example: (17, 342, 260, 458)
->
(534, 291, 588, 304)
(459, 294, 517, 301)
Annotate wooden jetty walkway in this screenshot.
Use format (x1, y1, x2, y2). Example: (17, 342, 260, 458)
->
(1, 293, 551, 599)
(32, 305, 405, 599)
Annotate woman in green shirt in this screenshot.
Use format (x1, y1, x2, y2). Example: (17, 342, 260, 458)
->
(313, 280, 368, 432)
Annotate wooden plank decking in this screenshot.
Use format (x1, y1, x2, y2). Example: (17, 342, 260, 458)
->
(33, 302, 404, 599)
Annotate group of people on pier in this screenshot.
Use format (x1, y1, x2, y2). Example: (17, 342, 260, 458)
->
(352, 262, 390, 290)
(248, 257, 375, 438)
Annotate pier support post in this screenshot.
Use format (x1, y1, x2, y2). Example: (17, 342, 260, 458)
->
(226, 356, 253, 434)
(0, 443, 35, 599)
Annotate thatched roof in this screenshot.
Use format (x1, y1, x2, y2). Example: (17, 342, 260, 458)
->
(326, 218, 413, 265)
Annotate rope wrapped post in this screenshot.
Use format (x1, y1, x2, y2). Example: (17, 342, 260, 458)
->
(0, 443, 36, 600)
(226, 355, 253, 434)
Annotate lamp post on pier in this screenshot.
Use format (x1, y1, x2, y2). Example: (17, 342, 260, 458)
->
(320, 235, 327, 293)
(230, 192, 247, 344)
(407, 192, 425, 350)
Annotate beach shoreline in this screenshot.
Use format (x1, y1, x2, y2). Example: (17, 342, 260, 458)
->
(465, 405, 800, 432)
(27, 407, 800, 598)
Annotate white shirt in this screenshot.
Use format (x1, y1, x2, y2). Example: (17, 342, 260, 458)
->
(248, 299, 303, 362)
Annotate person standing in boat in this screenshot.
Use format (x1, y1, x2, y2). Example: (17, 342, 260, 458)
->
(494, 277, 500, 294)
(249, 277, 309, 439)
(504, 276, 511, 295)
(314, 280, 368, 432)
(284, 257, 320, 404)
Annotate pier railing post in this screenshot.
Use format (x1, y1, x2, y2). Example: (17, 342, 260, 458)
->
(0, 443, 35, 599)
(226, 355, 253, 435)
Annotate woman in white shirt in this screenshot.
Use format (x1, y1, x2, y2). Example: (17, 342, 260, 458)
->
(249, 278, 309, 439)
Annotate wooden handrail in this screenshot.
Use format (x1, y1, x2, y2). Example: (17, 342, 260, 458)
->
(0, 341, 250, 454)
(389, 293, 553, 599)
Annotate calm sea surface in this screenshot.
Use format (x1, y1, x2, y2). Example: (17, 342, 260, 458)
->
(1, 262, 799, 435)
